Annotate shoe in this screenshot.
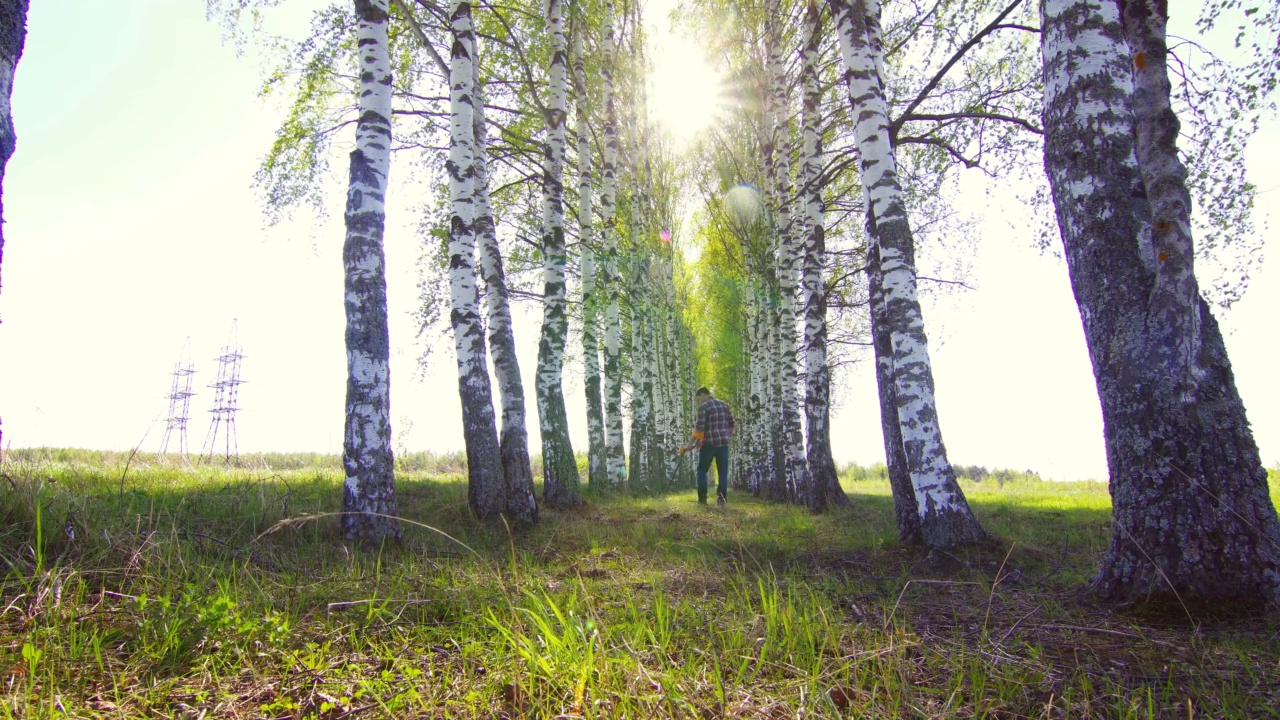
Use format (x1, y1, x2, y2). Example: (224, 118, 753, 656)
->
(717, 494, 726, 507)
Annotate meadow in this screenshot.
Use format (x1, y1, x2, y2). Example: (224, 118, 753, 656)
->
(1, 448, 1278, 718)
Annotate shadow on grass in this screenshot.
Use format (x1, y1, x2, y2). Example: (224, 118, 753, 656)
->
(0, 458, 1113, 579)
(5, 457, 1279, 718)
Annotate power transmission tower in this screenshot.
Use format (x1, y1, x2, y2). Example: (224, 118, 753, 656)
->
(159, 338, 197, 459)
(201, 320, 246, 463)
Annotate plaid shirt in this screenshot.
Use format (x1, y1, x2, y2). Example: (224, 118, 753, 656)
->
(694, 398, 735, 446)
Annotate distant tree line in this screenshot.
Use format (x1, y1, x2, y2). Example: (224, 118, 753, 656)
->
(842, 462, 1046, 487)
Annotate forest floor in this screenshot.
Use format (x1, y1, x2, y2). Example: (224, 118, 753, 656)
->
(0, 449, 1278, 719)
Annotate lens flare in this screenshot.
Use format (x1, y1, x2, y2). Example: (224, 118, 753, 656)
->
(724, 184, 761, 225)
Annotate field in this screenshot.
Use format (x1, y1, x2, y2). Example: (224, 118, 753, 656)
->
(1, 449, 1278, 718)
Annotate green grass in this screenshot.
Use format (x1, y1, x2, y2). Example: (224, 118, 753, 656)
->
(0, 450, 1278, 718)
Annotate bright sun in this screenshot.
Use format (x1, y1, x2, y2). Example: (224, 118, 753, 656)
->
(645, 3, 727, 146)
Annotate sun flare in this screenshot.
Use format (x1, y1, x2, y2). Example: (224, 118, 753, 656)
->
(646, 10, 727, 146)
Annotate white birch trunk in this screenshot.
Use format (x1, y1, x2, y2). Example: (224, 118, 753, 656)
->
(446, 0, 507, 520)
(737, 288, 751, 491)
(829, 0, 984, 546)
(0, 0, 26, 302)
(472, 48, 538, 523)
(0, 0, 28, 454)
(599, 2, 627, 487)
(767, 293, 784, 494)
(661, 303, 682, 483)
(627, 288, 654, 491)
(1043, 0, 1280, 604)
(1119, 0, 1201, 393)
(574, 26, 608, 490)
(625, 101, 659, 491)
(767, 0, 811, 506)
(535, 0, 582, 507)
(855, 0, 917, 538)
(340, 0, 398, 542)
(869, 238, 924, 542)
(757, 28, 785, 502)
(748, 284, 780, 497)
(799, 0, 846, 511)
(753, 287, 773, 496)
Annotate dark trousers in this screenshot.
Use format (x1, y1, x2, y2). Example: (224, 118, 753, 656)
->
(696, 444, 729, 502)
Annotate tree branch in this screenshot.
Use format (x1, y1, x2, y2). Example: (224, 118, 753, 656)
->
(897, 110, 1043, 135)
(918, 275, 974, 290)
(896, 135, 982, 169)
(890, 0, 1025, 139)
(993, 23, 1039, 33)
(392, 0, 450, 78)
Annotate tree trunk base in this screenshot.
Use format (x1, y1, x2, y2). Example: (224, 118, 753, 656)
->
(543, 483, 584, 509)
(341, 487, 401, 544)
(500, 428, 539, 524)
(921, 505, 986, 548)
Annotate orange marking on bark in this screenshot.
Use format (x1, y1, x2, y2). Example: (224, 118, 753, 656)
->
(1155, 220, 1172, 232)
(1158, 252, 1169, 262)
(1135, 52, 1147, 70)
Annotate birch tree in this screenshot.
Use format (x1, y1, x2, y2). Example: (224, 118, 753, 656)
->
(742, 14, 788, 502)
(339, 0, 400, 543)
(0, 0, 28, 454)
(0, 0, 26, 285)
(535, 0, 583, 507)
(622, 21, 668, 493)
(446, 0, 509, 519)
(829, 0, 984, 547)
(1041, 0, 1280, 605)
(861, 0, 1040, 540)
(764, 0, 813, 506)
(599, 1, 627, 487)
(574, 22, 608, 490)
(868, 239, 922, 543)
(391, 0, 542, 522)
(798, 0, 848, 511)
(471, 41, 539, 524)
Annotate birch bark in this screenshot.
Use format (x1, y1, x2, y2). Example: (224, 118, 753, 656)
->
(627, 136, 665, 490)
(340, 0, 399, 542)
(472, 47, 538, 524)
(536, 0, 582, 508)
(1119, 0, 1200, 389)
(829, 0, 984, 546)
(626, 83, 658, 491)
(600, 2, 627, 487)
(0, 0, 26, 290)
(767, 0, 813, 507)
(574, 26, 608, 490)
(869, 239, 923, 543)
(661, 304, 683, 484)
(628, 288, 655, 492)
(763, 291, 786, 499)
(799, 0, 847, 511)
(446, 0, 507, 520)
(0, 0, 28, 453)
(855, 0, 918, 534)
(755, 29, 786, 503)
(737, 286, 761, 492)
(740, 285, 764, 494)
(1041, 0, 1280, 605)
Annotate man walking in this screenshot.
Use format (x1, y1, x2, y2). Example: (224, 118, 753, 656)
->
(680, 387, 735, 505)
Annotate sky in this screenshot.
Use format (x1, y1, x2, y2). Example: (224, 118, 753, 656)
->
(1, 0, 1276, 481)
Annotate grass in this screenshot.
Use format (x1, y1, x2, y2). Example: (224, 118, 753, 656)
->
(0, 450, 1278, 718)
